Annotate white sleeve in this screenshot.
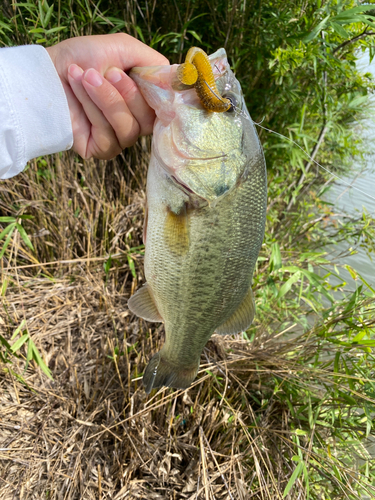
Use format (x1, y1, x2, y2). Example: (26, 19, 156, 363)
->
(0, 45, 73, 180)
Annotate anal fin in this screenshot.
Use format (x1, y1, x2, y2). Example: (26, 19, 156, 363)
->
(215, 288, 255, 336)
(128, 283, 163, 322)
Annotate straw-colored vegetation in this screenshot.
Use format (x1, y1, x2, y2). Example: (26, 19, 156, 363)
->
(1, 1, 375, 498)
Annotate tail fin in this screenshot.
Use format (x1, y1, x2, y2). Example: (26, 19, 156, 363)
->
(143, 351, 199, 394)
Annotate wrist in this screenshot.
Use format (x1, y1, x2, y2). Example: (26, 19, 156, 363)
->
(45, 45, 54, 62)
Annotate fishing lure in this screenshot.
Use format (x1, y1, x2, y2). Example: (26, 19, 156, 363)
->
(178, 49, 375, 203)
(177, 47, 232, 112)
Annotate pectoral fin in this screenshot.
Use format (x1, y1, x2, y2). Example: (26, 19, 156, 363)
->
(164, 205, 189, 256)
(128, 283, 163, 322)
(215, 288, 255, 335)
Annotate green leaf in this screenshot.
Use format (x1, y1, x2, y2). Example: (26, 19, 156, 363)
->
(0, 217, 16, 223)
(278, 271, 301, 298)
(270, 242, 282, 272)
(362, 18, 375, 30)
(38, 0, 45, 27)
(357, 340, 375, 346)
(0, 223, 16, 241)
(127, 254, 137, 279)
(295, 429, 307, 436)
(332, 5, 375, 21)
(300, 270, 333, 303)
(128, 244, 145, 254)
(338, 391, 357, 406)
(364, 404, 373, 438)
(29, 27, 45, 33)
(366, 416, 372, 438)
(302, 15, 330, 43)
(42, 0, 50, 13)
(355, 271, 375, 294)
(283, 460, 303, 497)
(0, 334, 12, 351)
(45, 26, 66, 34)
(104, 255, 112, 275)
(11, 319, 27, 340)
(187, 30, 203, 43)
(345, 5, 375, 14)
(334, 352, 340, 373)
(0, 20, 12, 31)
(0, 228, 15, 259)
(29, 339, 53, 379)
(331, 464, 342, 482)
(10, 333, 29, 353)
(302, 462, 310, 499)
(18, 216, 34, 220)
(134, 25, 145, 44)
(44, 4, 53, 25)
(330, 21, 349, 38)
(25, 337, 34, 373)
(16, 223, 34, 251)
(351, 330, 367, 343)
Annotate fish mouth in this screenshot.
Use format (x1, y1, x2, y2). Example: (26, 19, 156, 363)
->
(130, 62, 229, 114)
(130, 64, 179, 91)
(170, 127, 227, 162)
(154, 122, 228, 173)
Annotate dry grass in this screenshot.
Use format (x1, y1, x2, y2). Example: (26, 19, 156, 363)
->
(0, 143, 312, 499)
(0, 269, 302, 500)
(1, 142, 375, 499)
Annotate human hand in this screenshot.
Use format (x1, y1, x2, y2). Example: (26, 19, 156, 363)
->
(46, 34, 169, 160)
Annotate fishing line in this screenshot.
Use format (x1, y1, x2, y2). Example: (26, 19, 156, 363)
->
(202, 71, 374, 204)
(252, 121, 375, 204)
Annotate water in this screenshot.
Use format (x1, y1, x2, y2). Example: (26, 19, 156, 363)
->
(325, 53, 375, 477)
(324, 51, 375, 288)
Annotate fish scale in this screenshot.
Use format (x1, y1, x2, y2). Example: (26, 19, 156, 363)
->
(129, 48, 267, 393)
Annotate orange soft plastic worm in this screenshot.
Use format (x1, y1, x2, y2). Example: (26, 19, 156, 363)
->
(177, 47, 231, 113)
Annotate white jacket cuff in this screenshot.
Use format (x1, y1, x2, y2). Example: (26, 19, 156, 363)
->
(0, 45, 73, 179)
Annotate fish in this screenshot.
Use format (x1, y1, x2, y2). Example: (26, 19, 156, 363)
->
(129, 48, 267, 394)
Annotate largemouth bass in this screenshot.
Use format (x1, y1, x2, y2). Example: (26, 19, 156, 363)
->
(129, 48, 267, 393)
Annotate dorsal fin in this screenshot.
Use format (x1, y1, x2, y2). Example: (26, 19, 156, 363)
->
(128, 283, 163, 322)
(215, 287, 255, 335)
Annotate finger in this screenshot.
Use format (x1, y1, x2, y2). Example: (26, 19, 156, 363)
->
(68, 64, 123, 159)
(64, 65, 92, 158)
(105, 67, 155, 136)
(112, 33, 170, 70)
(81, 67, 141, 150)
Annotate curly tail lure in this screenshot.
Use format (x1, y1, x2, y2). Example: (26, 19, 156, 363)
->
(177, 47, 231, 112)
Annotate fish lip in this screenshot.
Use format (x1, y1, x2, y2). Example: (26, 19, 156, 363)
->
(170, 133, 228, 162)
(169, 119, 229, 162)
(130, 64, 178, 87)
(154, 123, 228, 176)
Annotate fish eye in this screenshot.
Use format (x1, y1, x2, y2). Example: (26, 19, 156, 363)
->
(223, 92, 240, 113)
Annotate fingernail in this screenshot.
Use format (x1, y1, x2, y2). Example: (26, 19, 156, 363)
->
(105, 68, 124, 84)
(84, 68, 103, 87)
(68, 64, 84, 81)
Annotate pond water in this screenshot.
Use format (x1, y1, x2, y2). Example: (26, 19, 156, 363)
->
(325, 53, 375, 480)
(324, 51, 375, 289)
